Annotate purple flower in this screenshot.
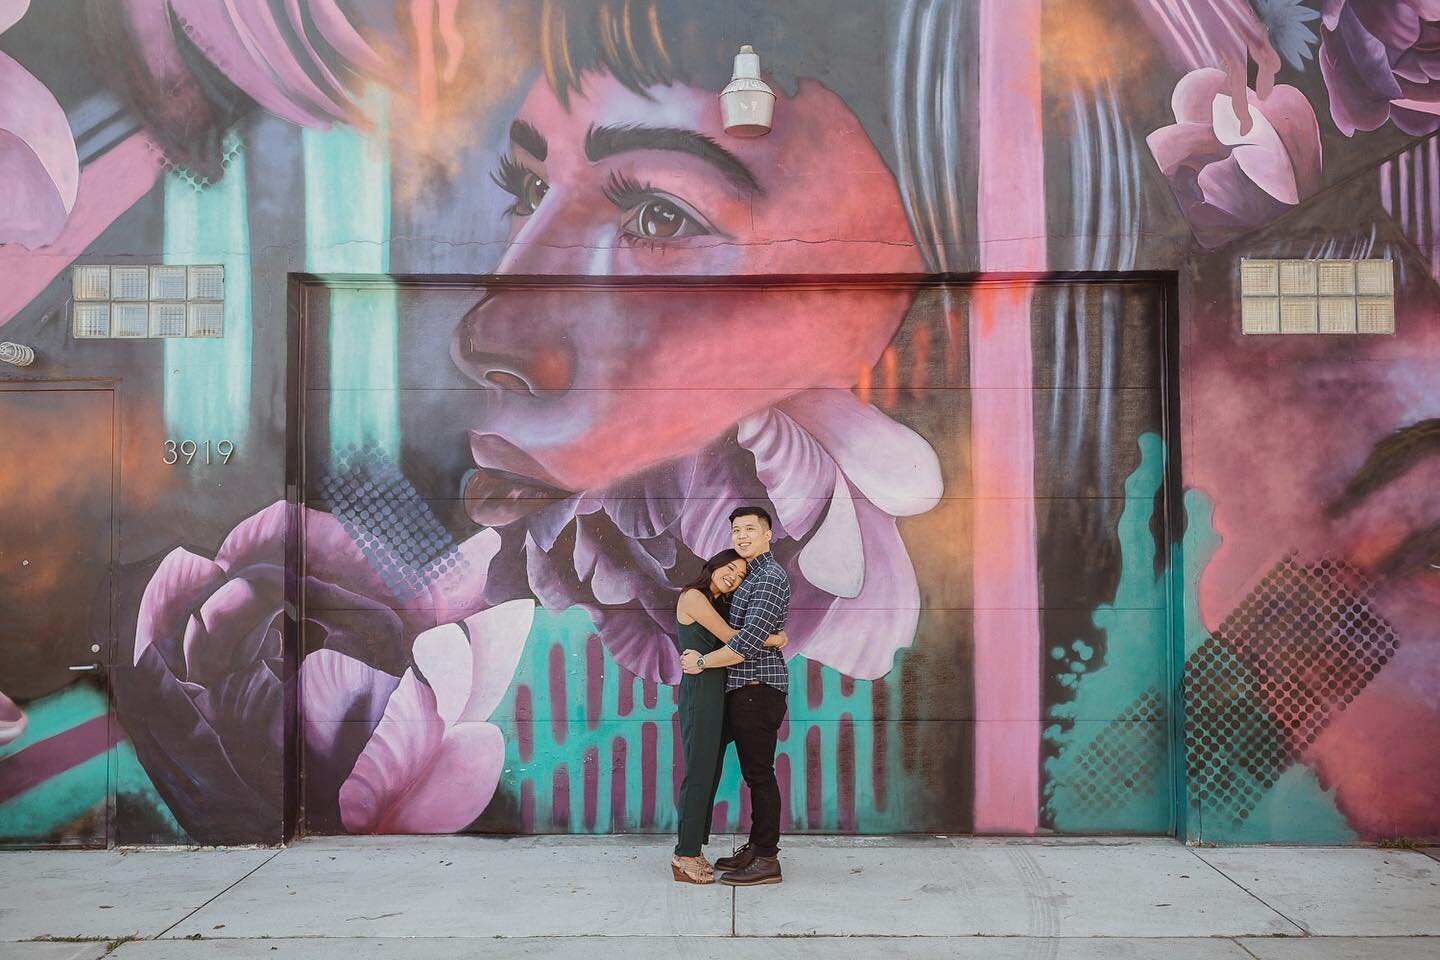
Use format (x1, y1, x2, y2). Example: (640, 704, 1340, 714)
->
(0, 1, 79, 248)
(1319, 0, 1440, 136)
(117, 501, 499, 842)
(92, 0, 386, 173)
(1148, 67, 1322, 248)
(485, 388, 944, 684)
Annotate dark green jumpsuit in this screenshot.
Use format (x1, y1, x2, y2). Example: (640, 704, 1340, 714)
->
(673, 617, 727, 856)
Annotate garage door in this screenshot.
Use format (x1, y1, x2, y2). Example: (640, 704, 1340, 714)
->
(293, 276, 1174, 836)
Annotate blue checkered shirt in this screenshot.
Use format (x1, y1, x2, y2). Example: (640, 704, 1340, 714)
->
(724, 550, 790, 692)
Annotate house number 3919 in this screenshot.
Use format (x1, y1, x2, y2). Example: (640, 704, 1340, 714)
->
(164, 440, 235, 465)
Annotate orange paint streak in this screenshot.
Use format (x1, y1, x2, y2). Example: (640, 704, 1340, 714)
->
(855, 366, 871, 406)
(880, 347, 899, 410)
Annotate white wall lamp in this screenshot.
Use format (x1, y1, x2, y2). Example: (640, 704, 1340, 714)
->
(0, 342, 35, 366)
(721, 45, 774, 137)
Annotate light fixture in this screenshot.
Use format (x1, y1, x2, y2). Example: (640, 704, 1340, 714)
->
(721, 44, 774, 137)
(0, 342, 36, 366)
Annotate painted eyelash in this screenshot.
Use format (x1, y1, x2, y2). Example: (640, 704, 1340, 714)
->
(490, 155, 532, 201)
(602, 170, 659, 210)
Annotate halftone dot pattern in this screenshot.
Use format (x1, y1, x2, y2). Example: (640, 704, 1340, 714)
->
(1184, 554, 1399, 829)
(318, 444, 468, 602)
(1066, 687, 1167, 816)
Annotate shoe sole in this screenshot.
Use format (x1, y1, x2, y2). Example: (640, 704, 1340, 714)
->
(719, 875, 782, 886)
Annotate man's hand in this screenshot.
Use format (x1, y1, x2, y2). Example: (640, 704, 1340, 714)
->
(764, 630, 789, 650)
(681, 649, 703, 674)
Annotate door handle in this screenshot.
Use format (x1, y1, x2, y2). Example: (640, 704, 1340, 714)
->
(68, 663, 101, 672)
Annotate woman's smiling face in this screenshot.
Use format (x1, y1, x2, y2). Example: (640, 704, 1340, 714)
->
(710, 558, 748, 595)
(452, 71, 923, 511)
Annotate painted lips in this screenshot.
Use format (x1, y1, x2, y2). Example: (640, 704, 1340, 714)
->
(462, 431, 571, 527)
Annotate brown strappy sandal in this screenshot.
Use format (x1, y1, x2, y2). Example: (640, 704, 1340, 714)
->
(671, 855, 715, 884)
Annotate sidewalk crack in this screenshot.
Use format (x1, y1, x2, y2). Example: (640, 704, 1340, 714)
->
(1186, 848, 1308, 936)
(154, 849, 284, 941)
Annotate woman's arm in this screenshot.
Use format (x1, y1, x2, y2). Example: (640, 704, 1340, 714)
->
(677, 589, 738, 643)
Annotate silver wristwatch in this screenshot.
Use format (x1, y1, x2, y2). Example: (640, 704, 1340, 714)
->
(696, 655, 706, 670)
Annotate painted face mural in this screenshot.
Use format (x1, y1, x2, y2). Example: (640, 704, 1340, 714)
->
(0, 0, 1436, 847)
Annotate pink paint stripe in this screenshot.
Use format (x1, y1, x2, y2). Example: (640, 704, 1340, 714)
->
(609, 737, 627, 829)
(973, 0, 1044, 834)
(0, 715, 119, 805)
(0, 133, 164, 329)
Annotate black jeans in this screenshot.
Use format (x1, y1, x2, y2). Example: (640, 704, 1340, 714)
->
(709, 682, 787, 858)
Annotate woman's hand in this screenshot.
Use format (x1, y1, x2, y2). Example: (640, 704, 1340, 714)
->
(764, 630, 789, 650)
(680, 649, 703, 674)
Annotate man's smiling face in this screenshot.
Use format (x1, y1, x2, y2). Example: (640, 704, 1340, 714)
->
(731, 514, 772, 559)
(452, 71, 922, 522)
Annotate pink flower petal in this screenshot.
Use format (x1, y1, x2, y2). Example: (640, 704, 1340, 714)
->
(1170, 67, 1229, 124)
(135, 548, 228, 665)
(1145, 122, 1226, 178)
(456, 600, 533, 722)
(737, 406, 837, 538)
(0, 1, 29, 35)
(408, 527, 501, 620)
(0, 52, 79, 248)
(411, 623, 471, 725)
(0, 688, 26, 746)
(1211, 93, 1299, 205)
(167, 0, 332, 127)
(1254, 85, 1323, 199)
(780, 389, 943, 517)
(790, 496, 920, 680)
(306, 0, 387, 76)
(187, 578, 283, 685)
(214, 501, 288, 573)
(300, 648, 401, 725)
(797, 473, 864, 599)
(339, 669, 503, 833)
(411, 600, 534, 726)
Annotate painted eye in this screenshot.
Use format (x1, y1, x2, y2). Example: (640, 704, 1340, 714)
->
(491, 156, 549, 217)
(624, 199, 698, 240)
(517, 173, 549, 215)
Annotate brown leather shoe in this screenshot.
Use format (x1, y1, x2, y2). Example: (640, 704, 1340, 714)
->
(719, 855, 782, 886)
(714, 842, 757, 873)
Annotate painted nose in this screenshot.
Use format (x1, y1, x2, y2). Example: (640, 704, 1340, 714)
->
(452, 297, 576, 396)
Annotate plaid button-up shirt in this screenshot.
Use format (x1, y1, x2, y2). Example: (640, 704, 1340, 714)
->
(724, 550, 790, 692)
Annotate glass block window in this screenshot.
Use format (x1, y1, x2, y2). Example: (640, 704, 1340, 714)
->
(112, 302, 149, 338)
(70, 264, 224, 340)
(187, 301, 224, 338)
(149, 265, 188, 300)
(1240, 259, 1394, 335)
(149, 302, 188, 337)
(111, 266, 149, 300)
(73, 302, 111, 339)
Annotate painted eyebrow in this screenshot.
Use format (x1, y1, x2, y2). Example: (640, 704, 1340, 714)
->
(1327, 419, 1440, 518)
(509, 120, 547, 161)
(1374, 522, 1440, 578)
(584, 123, 762, 195)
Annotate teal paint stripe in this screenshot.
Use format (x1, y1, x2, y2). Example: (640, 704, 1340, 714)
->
(302, 90, 398, 461)
(495, 605, 910, 834)
(1044, 433, 1173, 832)
(163, 129, 252, 443)
(0, 751, 107, 839)
(0, 685, 106, 761)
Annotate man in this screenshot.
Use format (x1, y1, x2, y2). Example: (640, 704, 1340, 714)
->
(680, 506, 790, 885)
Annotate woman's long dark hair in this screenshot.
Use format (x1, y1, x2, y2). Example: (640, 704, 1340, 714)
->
(681, 549, 745, 616)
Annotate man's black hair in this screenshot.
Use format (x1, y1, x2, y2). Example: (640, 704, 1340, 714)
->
(728, 505, 772, 529)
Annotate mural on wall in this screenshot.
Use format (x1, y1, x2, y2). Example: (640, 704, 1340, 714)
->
(1, 0, 1436, 845)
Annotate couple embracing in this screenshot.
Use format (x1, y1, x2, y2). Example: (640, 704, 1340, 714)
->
(670, 506, 790, 886)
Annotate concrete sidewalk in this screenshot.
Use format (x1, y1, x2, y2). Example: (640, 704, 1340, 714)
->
(2, 837, 1438, 959)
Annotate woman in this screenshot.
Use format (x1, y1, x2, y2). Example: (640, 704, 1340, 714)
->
(671, 549, 786, 883)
